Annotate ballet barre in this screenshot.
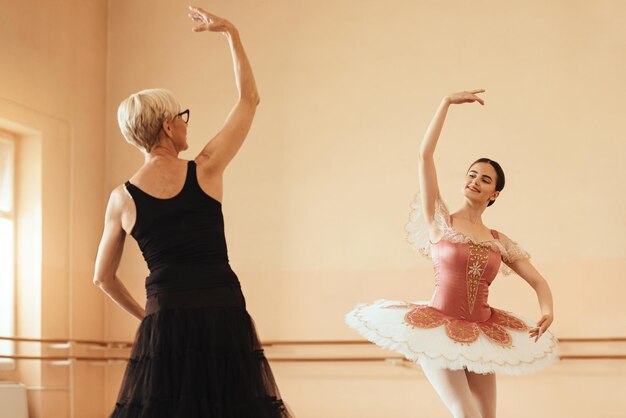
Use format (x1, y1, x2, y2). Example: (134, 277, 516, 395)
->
(1, 335, 626, 362)
(2, 354, 626, 362)
(0, 336, 132, 349)
(261, 338, 626, 345)
(3, 336, 626, 346)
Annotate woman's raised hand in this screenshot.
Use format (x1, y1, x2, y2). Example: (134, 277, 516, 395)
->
(188, 6, 234, 33)
(445, 89, 486, 106)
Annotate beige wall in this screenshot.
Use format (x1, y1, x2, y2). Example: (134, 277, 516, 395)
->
(1, 0, 625, 417)
(105, 0, 626, 332)
(104, 1, 626, 416)
(0, 0, 107, 416)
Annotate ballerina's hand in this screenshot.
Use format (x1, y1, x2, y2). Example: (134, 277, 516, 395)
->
(445, 89, 486, 106)
(528, 313, 553, 342)
(188, 6, 234, 33)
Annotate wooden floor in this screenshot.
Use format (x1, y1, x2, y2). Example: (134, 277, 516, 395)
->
(270, 359, 626, 418)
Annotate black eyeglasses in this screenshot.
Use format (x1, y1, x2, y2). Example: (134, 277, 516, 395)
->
(176, 109, 190, 123)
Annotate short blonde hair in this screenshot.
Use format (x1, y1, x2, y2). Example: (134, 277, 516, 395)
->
(117, 88, 181, 152)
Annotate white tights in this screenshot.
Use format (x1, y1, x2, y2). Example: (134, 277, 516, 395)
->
(420, 362, 497, 418)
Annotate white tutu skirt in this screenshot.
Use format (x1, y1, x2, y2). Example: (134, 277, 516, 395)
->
(345, 299, 559, 375)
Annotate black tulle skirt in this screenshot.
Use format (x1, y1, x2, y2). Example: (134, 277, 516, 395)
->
(110, 286, 292, 418)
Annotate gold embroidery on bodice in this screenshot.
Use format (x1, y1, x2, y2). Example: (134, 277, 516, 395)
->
(466, 242, 490, 314)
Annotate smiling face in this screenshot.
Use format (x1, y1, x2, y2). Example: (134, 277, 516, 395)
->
(463, 162, 500, 206)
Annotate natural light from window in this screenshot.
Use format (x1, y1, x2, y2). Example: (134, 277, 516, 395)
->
(0, 135, 15, 362)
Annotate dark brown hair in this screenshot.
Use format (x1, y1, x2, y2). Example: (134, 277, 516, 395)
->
(468, 158, 505, 207)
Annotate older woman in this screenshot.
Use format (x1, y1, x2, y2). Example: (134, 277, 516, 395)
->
(93, 7, 291, 417)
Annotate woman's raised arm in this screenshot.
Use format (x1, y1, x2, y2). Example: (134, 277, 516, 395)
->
(418, 89, 485, 240)
(189, 7, 260, 172)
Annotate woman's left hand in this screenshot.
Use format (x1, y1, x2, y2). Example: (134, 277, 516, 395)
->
(529, 313, 553, 342)
(188, 6, 234, 34)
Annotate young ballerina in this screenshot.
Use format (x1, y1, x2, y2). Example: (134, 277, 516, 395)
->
(93, 7, 291, 417)
(346, 90, 558, 418)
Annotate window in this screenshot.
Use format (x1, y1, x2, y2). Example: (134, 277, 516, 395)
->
(0, 134, 15, 363)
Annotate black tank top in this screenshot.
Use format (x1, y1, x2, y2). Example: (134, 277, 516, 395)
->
(124, 160, 240, 296)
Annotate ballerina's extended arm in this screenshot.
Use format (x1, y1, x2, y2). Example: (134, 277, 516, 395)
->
(505, 250, 555, 342)
(418, 90, 485, 241)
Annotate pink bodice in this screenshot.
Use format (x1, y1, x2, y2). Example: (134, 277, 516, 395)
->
(429, 237, 502, 322)
(400, 197, 534, 346)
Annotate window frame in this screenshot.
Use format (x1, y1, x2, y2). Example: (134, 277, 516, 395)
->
(0, 133, 16, 370)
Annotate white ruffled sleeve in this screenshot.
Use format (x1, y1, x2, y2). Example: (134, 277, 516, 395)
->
(405, 194, 451, 259)
(497, 233, 531, 276)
